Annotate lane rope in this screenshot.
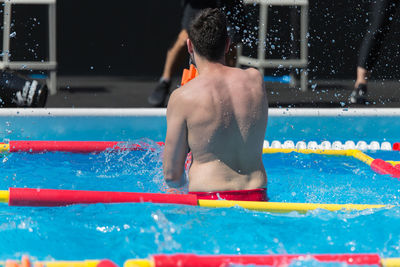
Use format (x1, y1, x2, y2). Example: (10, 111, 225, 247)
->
(264, 140, 393, 151)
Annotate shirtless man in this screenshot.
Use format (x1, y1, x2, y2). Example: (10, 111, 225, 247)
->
(163, 8, 268, 201)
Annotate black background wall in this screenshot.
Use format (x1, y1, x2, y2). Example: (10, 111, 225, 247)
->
(5, 0, 400, 80)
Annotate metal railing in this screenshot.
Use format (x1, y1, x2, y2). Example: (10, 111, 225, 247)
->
(237, 0, 309, 91)
(0, 0, 57, 94)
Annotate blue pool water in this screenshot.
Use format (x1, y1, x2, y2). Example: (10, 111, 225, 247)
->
(0, 115, 399, 265)
(1, 115, 400, 143)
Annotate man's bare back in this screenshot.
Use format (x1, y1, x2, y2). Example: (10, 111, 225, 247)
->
(164, 65, 268, 192)
(162, 8, 268, 195)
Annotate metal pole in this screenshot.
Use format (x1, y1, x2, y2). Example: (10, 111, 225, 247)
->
(300, 4, 308, 91)
(235, 43, 242, 68)
(289, 6, 299, 87)
(258, 3, 268, 75)
(2, 2, 12, 66)
(48, 1, 57, 95)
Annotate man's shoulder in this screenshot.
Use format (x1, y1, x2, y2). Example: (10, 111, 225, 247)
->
(243, 67, 262, 80)
(225, 67, 262, 83)
(167, 82, 199, 111)
(171, 80, 199, 101)
(168, 86, 186, 107)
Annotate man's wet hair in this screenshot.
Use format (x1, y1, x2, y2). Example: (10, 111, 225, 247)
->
(188, 8, 228, 62)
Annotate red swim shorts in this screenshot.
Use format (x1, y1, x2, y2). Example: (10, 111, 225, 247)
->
(189, 188, 268, 201)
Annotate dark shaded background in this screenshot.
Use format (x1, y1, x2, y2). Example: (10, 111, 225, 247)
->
(4, 1, 400, 80)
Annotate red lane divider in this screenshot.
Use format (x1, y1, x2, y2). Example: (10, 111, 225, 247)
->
(152, 253, 381, 267)
(371, 159, 400, 178)
(8, 188, 198, 207)
(393, 143, 400, 151)
(3, 141, 165, 153)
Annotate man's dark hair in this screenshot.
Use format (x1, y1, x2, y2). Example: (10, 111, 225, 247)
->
(188, 8, 228, 62)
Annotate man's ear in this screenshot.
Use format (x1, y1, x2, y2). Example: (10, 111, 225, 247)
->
(187, 39, 194, 54)
(225, 37, 231, 54)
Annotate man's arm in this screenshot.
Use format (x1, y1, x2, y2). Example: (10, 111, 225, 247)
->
(163, 90, 189, 188)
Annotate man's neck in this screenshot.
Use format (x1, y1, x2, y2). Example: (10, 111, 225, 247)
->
(195, 56, 226, 75)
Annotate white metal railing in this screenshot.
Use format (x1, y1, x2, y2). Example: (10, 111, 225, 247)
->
(0, 108, 400, 117)
(237, 0, 309, 91)
(0, 0, 57, 94)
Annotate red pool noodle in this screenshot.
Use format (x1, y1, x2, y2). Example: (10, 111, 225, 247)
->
(8, 141, 119, 153)
(8, 188, 198, 207)
(371, 159, 400, 178)
(6, 141, 165, 153)
(152, 253, 381, 267)
(97, 260, 118, 267)
(371, 159, 395, 175)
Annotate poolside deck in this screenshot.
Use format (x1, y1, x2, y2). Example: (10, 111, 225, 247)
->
(47, 76, 400, 108)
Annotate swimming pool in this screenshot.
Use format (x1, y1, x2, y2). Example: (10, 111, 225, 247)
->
(0, 108, 399, 266)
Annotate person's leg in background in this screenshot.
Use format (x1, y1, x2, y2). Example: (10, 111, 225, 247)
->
(350, 0, 397, 104)
(148, 0, 219, 107)
(148, 30, 188, 107)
